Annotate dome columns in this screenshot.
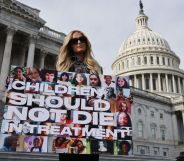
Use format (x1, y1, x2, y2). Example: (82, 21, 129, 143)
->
(129, 73, 184, 96)
(142, 74, 146, 90)
(178, 77, 182, 94)
(150, 73, 153, 92)
(159, 56, 162, 65)
(172, 75, 176, 93)
(141, 55, 144, 66)
(153, 55, 157, 65)
(134, 75, 137, 88)
(165, 74, 169, 92)
(129, 77, 133, 86)
(158, 73, 161, 92)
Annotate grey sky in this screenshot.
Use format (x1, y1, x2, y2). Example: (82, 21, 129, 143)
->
(18, 0, 184, 74)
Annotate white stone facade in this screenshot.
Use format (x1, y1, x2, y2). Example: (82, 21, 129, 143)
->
(131, 88, 183, 159)
(112, 4, 184, 160)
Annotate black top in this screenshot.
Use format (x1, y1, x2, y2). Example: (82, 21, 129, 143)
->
(69, 56, 90, 73)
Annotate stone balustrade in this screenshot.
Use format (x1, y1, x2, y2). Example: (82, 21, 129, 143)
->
(39, 26, 65, 41)
(130, 86, 171, 104)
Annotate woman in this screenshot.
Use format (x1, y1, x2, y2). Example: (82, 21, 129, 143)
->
(56, 30, 102, 161)
(117, 112, 132, 127)
(26, 68, 41, 83)
(72, 73, 87, 87)
(58, 72, 70, 84)
(14, 67, 26, 81)
(7, 67, 26, 93)
(57, 72, 72, 97)
(116, 76, 129, 97)
(56, 30, 102, 74)
(25, 68, 41, 93)
(31, 68, 41, 82)
(117, 97, 131, 114)
(116, 76, 129, 89)
(89, 73, 101, 87)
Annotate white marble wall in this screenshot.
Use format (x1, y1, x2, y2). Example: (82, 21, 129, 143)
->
(131, 90, 182, 159)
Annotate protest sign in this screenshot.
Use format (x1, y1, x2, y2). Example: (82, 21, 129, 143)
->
(0, 66, 133, 155)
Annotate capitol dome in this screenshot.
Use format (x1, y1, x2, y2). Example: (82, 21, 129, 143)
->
(119, 25, 171, 54)
(112, 2, 184, 98)
(118, 10, 173, 56)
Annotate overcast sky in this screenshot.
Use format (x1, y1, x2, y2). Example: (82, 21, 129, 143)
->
(18, 0, 184, 74)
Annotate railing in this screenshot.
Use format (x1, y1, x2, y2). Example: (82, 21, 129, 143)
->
(171, 95, 184, 102)
(130, 86, 171, 103)
(39, 26, 65, 41)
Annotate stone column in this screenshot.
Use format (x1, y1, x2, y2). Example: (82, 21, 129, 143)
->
(150, 73, 153, 92)
(178, 77, 181, 94)
(159, 56, 162, 65)
(182, 110, 184, 136)
(165, 74, 169, 92)
(141, 55, 144, 65)
(126, 58, 129, 68)
(134, 75, 137, 88)
(158, 73, 161, 92)
(0, 36, 6, 72)
(0, 27, 16, 91)
(165, 57, 168, 66)
(153, 55, 157, 65)
(182, 79, 184, 94)
(26, 35, 37, 67)
(182, 111, 184, 143)
(172, 75, 176, 93)
(19, 43, 27, 67)
(171, 112, 179, 144)
(129, 76, 133, 86)
(135, 57, 138, 66)
(40, 49, 47, 69)
(142, 74, 145, 90)
(148, 55, 151, 65)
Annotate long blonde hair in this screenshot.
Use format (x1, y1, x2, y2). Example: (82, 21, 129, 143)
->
(56, 30, 102, 74)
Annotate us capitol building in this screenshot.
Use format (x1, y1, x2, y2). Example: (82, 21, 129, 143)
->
(112, 1, 184, 160)
(0, 0, 183, 161)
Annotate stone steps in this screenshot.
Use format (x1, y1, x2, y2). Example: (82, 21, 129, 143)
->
(0, 152, 175, 161)
(0, 152, 58, 161)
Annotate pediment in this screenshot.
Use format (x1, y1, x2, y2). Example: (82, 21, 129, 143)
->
(0, 0, 46, 26)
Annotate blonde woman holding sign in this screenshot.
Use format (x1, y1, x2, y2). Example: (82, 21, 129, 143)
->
(56, 30, 103, 161)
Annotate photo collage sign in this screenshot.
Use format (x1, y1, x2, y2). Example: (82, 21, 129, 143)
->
(0, 66, 133, 155)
